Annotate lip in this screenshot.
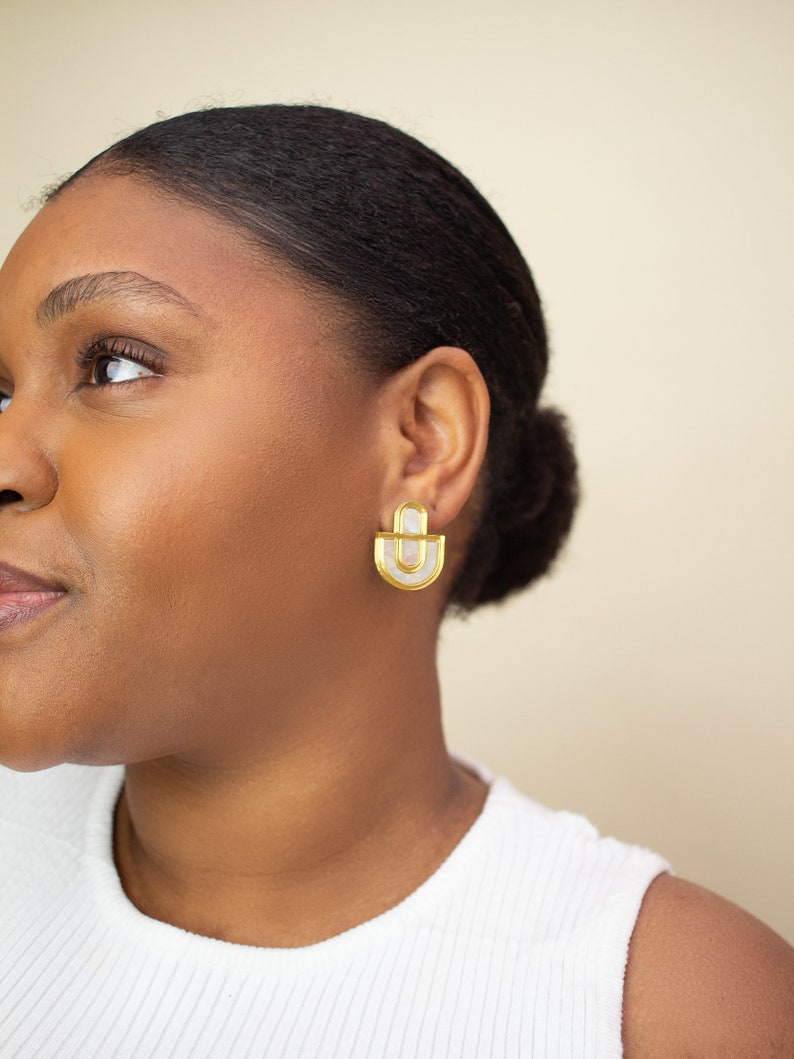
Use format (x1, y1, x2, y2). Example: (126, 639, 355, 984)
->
(0, 561, 65, 593)
(0, 562, 67, 633)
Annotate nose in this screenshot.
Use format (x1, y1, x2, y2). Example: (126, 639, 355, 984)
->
(0, 402, 59, 512)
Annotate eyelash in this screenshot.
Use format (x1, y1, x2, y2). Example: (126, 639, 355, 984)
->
(75, 335, 165, 384)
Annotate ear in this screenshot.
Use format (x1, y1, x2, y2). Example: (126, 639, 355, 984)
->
(375, 346, 490, 532)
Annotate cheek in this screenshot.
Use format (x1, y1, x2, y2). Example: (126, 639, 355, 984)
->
(66, 408, 305, 607)
(0, 372, 379, 769)
(63, 384, 373, 681)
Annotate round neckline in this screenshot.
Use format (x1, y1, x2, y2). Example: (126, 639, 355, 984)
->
(83, 758, 505, 975)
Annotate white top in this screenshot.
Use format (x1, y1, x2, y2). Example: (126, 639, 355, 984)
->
(0, 761, 668, 1058)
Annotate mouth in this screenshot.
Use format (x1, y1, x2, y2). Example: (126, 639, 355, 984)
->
(0, 562, 67, 634)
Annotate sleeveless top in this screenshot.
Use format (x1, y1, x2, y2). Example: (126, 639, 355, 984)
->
(0, 761, 668, 1058)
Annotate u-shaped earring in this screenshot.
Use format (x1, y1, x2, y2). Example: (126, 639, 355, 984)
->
(374, 501, 446, 591)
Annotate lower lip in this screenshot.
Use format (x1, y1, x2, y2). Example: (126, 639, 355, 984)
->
(0, 591, 65, 633)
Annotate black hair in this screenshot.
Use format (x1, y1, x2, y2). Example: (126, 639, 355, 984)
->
(52, 104, 578, 610)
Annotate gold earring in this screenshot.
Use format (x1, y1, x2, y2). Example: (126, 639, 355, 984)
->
(374, 501, 446, 591)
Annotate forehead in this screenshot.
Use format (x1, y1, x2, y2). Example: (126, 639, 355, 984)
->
(0, 173, 333, 345)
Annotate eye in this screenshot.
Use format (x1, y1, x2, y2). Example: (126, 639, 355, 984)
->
(90, 354, 156, 385)
(76, 336, 164, 388)
(0, 394, 10, 414)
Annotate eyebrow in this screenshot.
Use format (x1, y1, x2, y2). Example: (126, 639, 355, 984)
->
(36, 271, 200, 325)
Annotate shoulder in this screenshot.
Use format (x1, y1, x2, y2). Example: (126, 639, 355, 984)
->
(623, 874, 794, 1057)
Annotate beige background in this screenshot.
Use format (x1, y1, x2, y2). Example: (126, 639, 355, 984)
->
(1, 0, 792, 942)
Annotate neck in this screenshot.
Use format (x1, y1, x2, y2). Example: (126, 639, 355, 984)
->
(113, 639, 487, 948)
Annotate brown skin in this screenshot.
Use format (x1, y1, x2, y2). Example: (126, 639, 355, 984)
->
(0, 175, 792, 1048)
(624, 876, 794, 1057)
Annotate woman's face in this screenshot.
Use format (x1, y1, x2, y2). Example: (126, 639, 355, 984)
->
(0, 174, 385, 770)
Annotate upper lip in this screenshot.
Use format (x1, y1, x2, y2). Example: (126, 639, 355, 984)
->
(0, 561, 65, 593)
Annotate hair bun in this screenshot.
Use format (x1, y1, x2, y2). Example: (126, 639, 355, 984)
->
(456, 407, 579, 609)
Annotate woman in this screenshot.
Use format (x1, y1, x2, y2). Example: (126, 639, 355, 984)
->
(0, 105, 791, 1057)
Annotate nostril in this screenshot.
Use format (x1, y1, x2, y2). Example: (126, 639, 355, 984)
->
(0, 490, 23, 505)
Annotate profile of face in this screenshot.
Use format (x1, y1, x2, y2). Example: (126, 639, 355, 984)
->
(0, 109, 577, 775)
(0, 174, 394, 771)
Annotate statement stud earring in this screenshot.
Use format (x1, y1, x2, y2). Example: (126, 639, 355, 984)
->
(374, 501, 446, 591)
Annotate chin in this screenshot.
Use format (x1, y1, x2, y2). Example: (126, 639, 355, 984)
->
(0, 746, 68, 774)
(0, 711, 114, 773)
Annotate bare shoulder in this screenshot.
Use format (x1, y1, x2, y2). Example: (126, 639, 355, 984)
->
(623, 874, 794, 1058)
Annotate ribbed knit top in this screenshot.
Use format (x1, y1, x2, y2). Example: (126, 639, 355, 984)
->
(0, 761, 668, 1058)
